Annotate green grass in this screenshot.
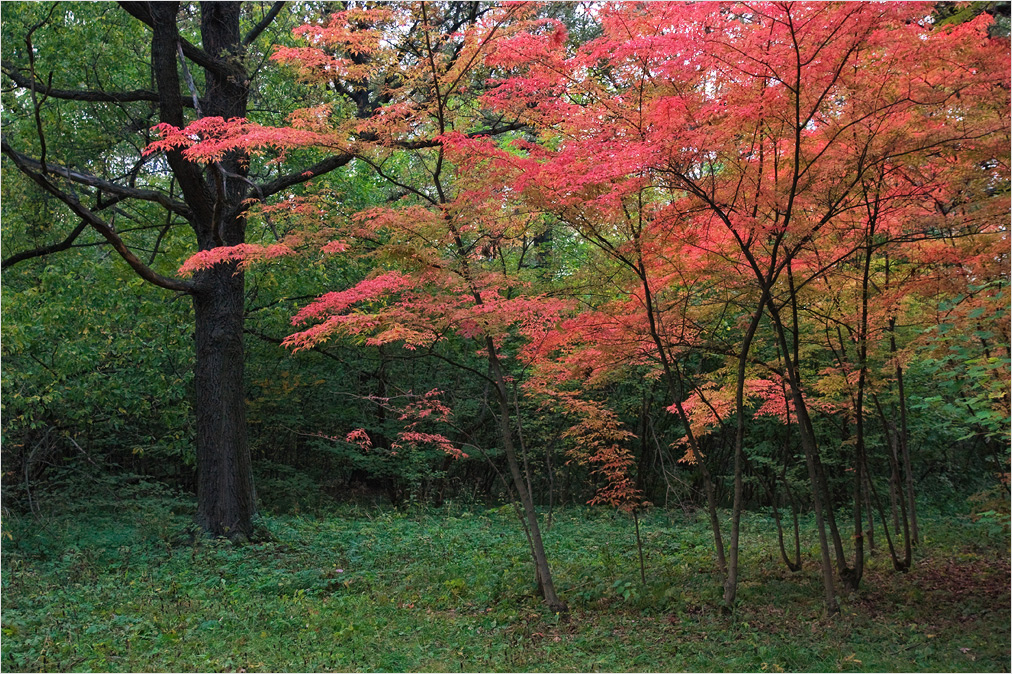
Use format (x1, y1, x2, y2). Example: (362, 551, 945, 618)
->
(2, 482, 1008, 672)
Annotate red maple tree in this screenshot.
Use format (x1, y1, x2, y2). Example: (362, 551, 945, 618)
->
(477, 1, 1009, 611)
(152, 1, 1008, 614)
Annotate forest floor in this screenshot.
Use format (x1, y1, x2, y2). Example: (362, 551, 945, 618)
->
(1, 479, 1009, 672)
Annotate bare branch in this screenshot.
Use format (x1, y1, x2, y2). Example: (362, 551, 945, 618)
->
(2, 141, 195, 293)
(1, 137, 191, 216)
(2, 220, 89, 269)
(243, 2, 286, 47)
(2, 59, 197, 108)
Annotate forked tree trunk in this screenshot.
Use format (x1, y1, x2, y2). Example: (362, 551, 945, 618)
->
(149, 1, 256, 538)
(765, 299, 839, 614)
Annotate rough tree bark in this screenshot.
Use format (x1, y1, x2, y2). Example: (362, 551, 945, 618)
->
(143, 1, 257, 537)
(2, 1, 348, 538)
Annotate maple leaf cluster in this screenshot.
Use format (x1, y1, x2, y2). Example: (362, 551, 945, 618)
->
(145, 117, 331, 164)
(146, 2, 1009, 510)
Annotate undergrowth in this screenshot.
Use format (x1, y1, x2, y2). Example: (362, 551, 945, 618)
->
(1, 480, 1008, 672)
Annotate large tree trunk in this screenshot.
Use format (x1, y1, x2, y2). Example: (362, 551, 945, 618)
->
(193, 261, 255, 537)
(181, 2, 255, 537)
(2, 1, 343, 540)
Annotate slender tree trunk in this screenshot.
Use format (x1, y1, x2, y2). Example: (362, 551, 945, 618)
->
(777, 370, 803, 572)
(862, 443, 909, 572)
(813, 449, 850, 579)
(782, 266, 847, 601)
(634, 509, 647, 585)
(638, 274, 727, 576)
(445, 205, 565, 609)
(762, 473, 802, 572)
(889, 428, 913, 569)
(765, 297, 839, 614)
(757, 394, 803, 573)
(871, 394, 912, 571)
(636, 391, 651, 495)
(767, 481, 791, 570)
(487, 338, 567, 613)
(846, 221, 878, 591)
(545, 433, 556, 531)
(758, 44, 841, 612)
(889, 317, 919, 546)
(698, 447, 727, 575)
(864, 472, 876, 555)
(724, 301, 765, 607)
(782, 474, 804, 571)
(850, 411, 866, 587)
(890, 468, 901, 533)
(790, 393, 840, 613)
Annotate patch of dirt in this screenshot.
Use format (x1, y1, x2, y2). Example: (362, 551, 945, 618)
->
(857, 553, 1010, 626)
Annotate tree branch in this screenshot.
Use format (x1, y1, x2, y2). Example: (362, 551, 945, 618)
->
(244, 327, 351, 366)
(2, 219, 89, 269)
(354, 120, 530, 152)
(1, 137, 191, 216)
(255, 152, 355, 201)
(2, 59, 197, 108)
(118, 1, 235, 77)
(1, 188, 150, 268)
(2, 142, 195, 293)
(242, 2, 286, 47)
(250, 118, 528, 209)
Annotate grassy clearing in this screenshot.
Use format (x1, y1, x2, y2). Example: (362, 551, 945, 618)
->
(1, 483, 1008, 672)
